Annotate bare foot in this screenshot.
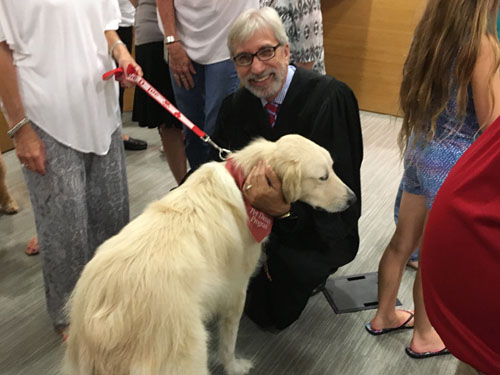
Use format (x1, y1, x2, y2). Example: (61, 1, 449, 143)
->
(409, 327, 446, 354)
(369, 309, 414, 331)
(0, 197, 19, 214)
(25, 237, 39, 256)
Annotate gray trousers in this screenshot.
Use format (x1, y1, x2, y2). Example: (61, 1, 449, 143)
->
(23, 125, 129, 327)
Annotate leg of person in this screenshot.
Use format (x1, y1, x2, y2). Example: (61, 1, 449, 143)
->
(405, 267, 449, 358)
(393, 178, 403, 223)
(159, 125, 187, 184)
(244, 269, 276, 330)
(22, 124, 93, 331)
(245, 244, 313, 331)
(170, 63, 205, 170)
(204, 58, 240, 139)
(0, 151, 18, 214)
(86, 128, 129, 255)
(394, 178, 420, 269)
(367, 191, 427, 333)
(179, 59, 239, 167)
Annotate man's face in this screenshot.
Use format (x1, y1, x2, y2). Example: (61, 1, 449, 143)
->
(233, 28, 290, 102)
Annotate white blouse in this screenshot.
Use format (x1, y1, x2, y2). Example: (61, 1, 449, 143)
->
(118, 0, 136, 27)
(0, 0, 122, 155)
(159, 0, 258, 65)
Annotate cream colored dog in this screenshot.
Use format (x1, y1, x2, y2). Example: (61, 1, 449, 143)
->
(63, 134, 355, 375)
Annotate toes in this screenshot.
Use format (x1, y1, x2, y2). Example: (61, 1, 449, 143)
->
(397, 309, 414, 327)
(25, 237, 40, 256)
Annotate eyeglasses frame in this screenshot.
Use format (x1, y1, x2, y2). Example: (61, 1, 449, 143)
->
(232, 43, 282, 67)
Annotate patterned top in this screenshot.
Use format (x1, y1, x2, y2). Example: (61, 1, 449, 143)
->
(260, 0, 325, 74)
(402, 84, 480, 209)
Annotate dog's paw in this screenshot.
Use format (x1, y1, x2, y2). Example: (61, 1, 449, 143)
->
(225, 358, 253, 375)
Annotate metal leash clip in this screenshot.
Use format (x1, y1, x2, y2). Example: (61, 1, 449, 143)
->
(202, 135, 231, 161)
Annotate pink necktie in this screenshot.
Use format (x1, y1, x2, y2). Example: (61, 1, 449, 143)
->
(265, 102, 279, 127)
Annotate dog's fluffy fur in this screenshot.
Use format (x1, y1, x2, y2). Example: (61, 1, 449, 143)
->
(63, 134, 354, 375)
(0, 151, 19, 215)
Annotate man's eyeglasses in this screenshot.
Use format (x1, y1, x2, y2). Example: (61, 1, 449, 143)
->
(233, 44, 281, 67)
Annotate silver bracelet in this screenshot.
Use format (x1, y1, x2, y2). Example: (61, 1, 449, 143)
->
(109, 40, 125, 58)
(7, 117, 30, 138)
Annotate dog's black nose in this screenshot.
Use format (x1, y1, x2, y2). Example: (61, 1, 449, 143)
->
(347, 191, 357, 206)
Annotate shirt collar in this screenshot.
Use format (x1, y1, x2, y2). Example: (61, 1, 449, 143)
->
(261, 65, 296, 107)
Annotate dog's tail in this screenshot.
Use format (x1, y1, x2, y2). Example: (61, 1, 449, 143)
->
(62, 239, 207, 375)
(63, 260, 140, 375)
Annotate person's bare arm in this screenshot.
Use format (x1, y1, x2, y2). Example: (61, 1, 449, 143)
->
(105, 30, 143, 85)
(129, 0, 138, 8)
(156, 0, 195, 89)
(0, 42, 46, 175)
(471, 35, 500, 130)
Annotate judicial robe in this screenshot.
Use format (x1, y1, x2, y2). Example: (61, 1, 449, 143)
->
(212, 67, 363, 330)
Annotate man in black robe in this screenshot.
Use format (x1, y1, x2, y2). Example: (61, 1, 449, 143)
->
(211, 7, 363, 330)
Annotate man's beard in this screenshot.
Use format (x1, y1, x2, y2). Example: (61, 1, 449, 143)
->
(242, 66, 286, 100)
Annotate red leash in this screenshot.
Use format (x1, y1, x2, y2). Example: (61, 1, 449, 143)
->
(105, 67, 273, 279)
(103, 65, 231, 160)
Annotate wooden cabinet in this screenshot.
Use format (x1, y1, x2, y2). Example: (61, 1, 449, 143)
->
(124, 87, 135, 113)
(322, 0, 426, 116)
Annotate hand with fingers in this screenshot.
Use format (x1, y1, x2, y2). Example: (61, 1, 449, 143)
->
(243, 160, 290, 217)
(167, 42, 196, 90)
(119, 59, 143, 88)
(14, 123, 46, 175)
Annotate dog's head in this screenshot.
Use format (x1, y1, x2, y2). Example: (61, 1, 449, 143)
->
(231, 134, 356, 213)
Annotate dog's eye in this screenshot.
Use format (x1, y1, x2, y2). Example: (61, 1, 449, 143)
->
(319, 175, 328, 181)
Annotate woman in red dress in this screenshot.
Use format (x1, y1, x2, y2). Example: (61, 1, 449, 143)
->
(421, 116, 500, 374)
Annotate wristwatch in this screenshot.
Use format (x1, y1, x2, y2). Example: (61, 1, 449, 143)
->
(164, 35, 178, 45)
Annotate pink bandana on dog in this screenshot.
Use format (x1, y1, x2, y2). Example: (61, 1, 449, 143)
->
(225, 158, 273, 243)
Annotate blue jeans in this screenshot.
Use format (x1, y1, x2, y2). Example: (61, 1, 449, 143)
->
(394, 179, 419, 262)
(170, 59, 239, 169)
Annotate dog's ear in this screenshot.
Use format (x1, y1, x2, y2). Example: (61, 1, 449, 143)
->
(281, 160, 302, 203)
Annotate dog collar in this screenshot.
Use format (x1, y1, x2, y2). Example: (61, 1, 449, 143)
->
(225, 158, 273, 243)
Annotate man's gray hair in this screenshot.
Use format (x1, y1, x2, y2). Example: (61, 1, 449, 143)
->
(227, 7, 289, 56)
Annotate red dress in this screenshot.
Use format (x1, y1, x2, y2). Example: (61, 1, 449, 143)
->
(421, 116, 500, 374)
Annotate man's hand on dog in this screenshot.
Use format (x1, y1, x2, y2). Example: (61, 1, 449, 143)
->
(243, 160, 291, 217)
